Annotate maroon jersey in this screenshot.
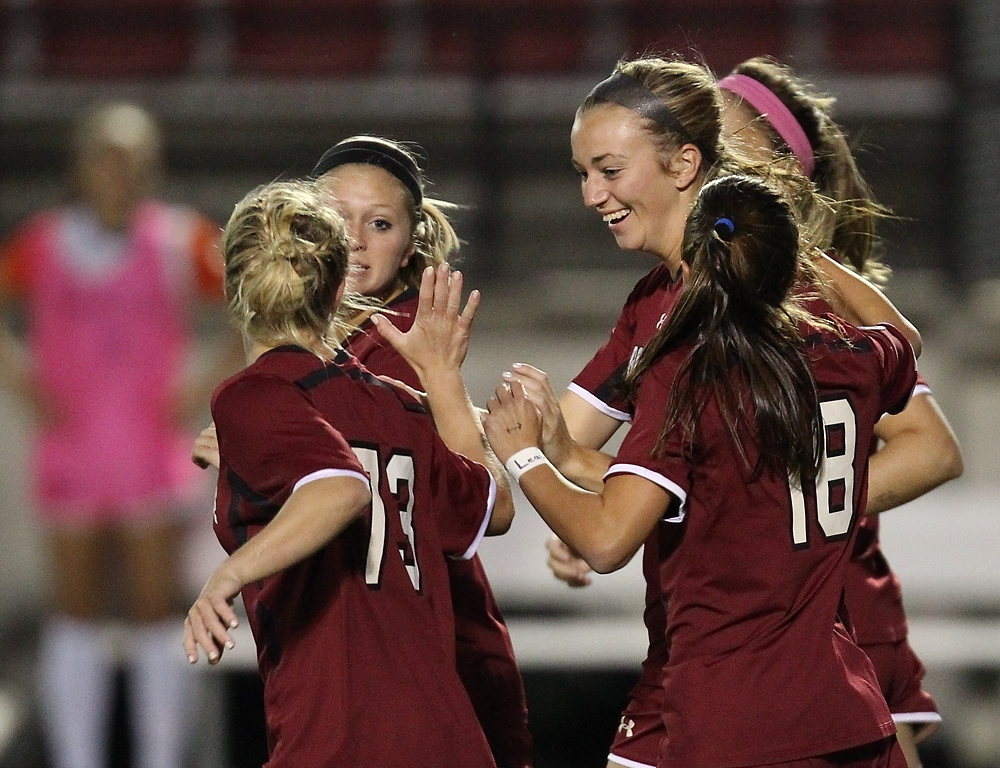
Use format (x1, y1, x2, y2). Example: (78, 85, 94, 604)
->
(570, 264, 683, 421)
(570, 265, 680, 766)
(608, 320, 917, 768)
(212, 346, 497, 768)
(346, 289, 532, 768)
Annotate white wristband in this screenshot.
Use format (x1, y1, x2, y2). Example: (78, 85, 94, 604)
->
(505, 447, 551, 483)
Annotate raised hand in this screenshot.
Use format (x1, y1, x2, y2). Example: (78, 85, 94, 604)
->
(372, 263, 480, 380)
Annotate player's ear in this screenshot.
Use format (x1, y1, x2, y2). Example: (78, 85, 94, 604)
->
(670, 144, 702, 191)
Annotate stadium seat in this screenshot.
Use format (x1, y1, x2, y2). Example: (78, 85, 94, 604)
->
(39, 0, 197, 79)
(623, 0, 791, 75)
(826, 0, 955, 74)
(229, 0, 390, 78)
(422, 0, 592, 76)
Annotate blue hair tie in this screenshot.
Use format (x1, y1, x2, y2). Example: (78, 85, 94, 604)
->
(714, 217, 735, 240)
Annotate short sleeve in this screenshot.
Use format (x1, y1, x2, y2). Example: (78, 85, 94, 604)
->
(605, 361, 688, 521)
(866, 323, 918, 417)
(0, 218, 43, 299)
(429, 434, 496, 560)
(569, 297, 637, 421)
(213, 374, 367, 500)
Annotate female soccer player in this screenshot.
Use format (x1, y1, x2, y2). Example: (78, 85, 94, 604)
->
(718, 57, 958, 767)
(182, 179, 514, 767)
(504, 55, 922, 768)
(485, 173, 915, 768)
(0, 102, 237, 768)
(311, 135, 531, 768)
(193, 136, 532, 767)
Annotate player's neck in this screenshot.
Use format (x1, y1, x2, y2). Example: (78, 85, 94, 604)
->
(244, 334, 323, 364)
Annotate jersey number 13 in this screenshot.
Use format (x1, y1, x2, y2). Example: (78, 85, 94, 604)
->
(351, 445, 420, 590)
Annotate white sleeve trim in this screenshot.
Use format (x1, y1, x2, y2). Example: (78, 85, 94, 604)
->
(876, 382, 928, 423)
(892, 711, 942, 725)
(603, 463, 686, 522)
(607, 754, 655, 768)
(567, 382, 632, 423)
(455, 472, 497, 561)
(293, 468, 371, 494)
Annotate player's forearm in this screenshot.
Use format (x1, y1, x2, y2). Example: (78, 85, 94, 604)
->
(224, 477, 370, 587)
(420, 368, 489, 463)
(518, 466, 638, 574)
(867, 394, 963, 515)
(552, 441, 614, 493)
(867, 427, 963, 515)
(816, 254, 922, 357)
(421, 368, 515, 533)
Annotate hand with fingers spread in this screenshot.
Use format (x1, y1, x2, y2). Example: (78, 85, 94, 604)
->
(191, 422, 220, 469)
(372, 263, 479, 381)
(483, 380, 543, 466)
(183, 566, 241, 665)
(502, 363, 575, 467)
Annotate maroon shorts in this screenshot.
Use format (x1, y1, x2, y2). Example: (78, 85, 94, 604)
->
(861, 638, 941, 738)
(607, 681, 663, 768)
(762, 735, 907, 768)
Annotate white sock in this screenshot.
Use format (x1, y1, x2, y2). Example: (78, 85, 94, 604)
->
(38, 616, 115, 768)
(127, 619, 195, 768)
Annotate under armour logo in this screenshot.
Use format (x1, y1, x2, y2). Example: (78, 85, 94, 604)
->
(656, 312, 668, 329)
(617, 716, 635, 738)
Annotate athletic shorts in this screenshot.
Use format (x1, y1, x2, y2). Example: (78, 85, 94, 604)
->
(862, 638, 941, 738)
(760, 735, 906, 768)
(607, 681, 663, 768)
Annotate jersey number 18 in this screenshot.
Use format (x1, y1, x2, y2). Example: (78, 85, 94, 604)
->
(789, 398, 858, 548)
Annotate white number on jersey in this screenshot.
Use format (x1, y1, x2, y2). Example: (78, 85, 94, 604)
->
(789, 398, 858, 548)
(351, 446, 420, 589)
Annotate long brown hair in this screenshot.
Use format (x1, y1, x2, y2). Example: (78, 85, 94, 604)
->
(726, 57, 891, 284)
(627, 174, 823, 483)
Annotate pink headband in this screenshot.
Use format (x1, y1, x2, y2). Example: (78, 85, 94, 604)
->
(718, 73, 815, 178)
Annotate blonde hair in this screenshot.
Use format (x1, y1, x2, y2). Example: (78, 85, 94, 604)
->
(71, 102, 163, 197)
(222, 179, 357, 358)
(404, 194, 460, 289)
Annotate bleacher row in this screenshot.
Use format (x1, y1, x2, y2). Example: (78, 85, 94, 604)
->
(0, 0, 956, 81)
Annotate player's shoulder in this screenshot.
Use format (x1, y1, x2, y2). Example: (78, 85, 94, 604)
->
(214, 345, 334, 402)
(803, 314, 898, 355)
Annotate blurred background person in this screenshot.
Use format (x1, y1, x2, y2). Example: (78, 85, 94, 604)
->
(0, 101, 238, 768)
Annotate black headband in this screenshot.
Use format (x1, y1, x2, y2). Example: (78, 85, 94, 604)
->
(587, 70, 694, 146)
(311, 137, 423, 207)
